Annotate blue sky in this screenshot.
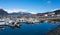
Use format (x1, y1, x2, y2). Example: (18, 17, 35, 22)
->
(0, 0, 60, 13)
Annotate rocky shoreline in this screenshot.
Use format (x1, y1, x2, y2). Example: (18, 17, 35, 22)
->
(46, 25, 60, 35)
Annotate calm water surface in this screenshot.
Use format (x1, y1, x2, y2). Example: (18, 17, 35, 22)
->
(0, 21, 60, 35)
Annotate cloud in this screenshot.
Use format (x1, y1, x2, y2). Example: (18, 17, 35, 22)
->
(47, 1, 51, 4)
(4, 8, 37, 14)
(29, 12, 37, 14)
(51, 8, 60, 11)
(4, 8, 28, 13)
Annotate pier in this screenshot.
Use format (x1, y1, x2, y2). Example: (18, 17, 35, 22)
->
(38, 16, 60, 22)
(0, 16, 60, 29)
(6, 16, 60, 23)
(9, 16, 60, 24)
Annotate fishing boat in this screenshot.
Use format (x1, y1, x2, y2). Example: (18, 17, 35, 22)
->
(19, 18, 26, 23)
(8, 19, 21, 28)
(0, 19, 6, 26)
(32, 19, 40, 23)
(26, 18, 40, 24)
(0, 19, 6, 30)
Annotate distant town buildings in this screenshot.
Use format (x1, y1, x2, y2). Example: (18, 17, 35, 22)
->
(0, 8, 60, 18)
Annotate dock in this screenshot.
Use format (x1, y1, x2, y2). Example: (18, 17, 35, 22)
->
(0, 16, 60, 29)
(38, 16, 60, 21)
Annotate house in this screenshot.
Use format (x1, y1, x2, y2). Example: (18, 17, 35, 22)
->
(37, 13, 48, 17)
(53, 9, 60, 16)
(47, 12, 55, 16)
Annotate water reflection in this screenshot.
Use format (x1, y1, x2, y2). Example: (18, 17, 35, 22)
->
(0, 21, 60, 35)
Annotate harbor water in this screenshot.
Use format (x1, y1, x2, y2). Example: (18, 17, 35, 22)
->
(0, 21, 60, 35)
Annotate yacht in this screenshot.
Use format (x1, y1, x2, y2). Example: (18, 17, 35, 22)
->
(8, 19, 21, 28)
(0, 19, 6, 26)
(19, 18, 26, 22)
(0, 19, 6, 29)
(26, 18, 40, 24)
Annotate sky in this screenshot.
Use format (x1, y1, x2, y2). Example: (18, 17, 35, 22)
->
(0, 0, 60, 14)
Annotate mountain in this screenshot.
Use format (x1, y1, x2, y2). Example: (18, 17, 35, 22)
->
(0, 8, 60, 17)
(53, 9, 60, 15)
(0, 8, 31, 16)
(8, 12, 31, 16)
(37, 9, 60, 16)
(0, 9, 8, 15)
